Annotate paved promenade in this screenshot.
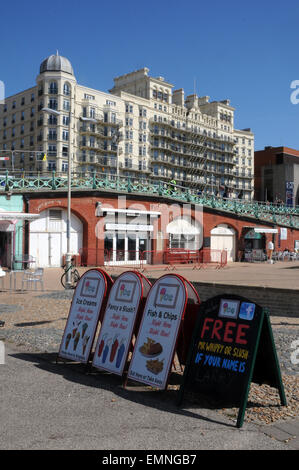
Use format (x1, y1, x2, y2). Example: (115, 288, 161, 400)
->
(0, 260, 298, 450)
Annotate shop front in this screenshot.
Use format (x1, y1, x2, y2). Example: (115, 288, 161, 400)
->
(243, 227, 277, 261)
(98, 207, 161, 266)
(0, 211, 40, 269)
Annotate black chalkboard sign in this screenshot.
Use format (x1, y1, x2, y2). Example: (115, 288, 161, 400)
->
(177, 294, 287, 428)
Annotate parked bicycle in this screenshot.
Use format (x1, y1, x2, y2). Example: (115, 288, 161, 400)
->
(61, 257, 81, 289)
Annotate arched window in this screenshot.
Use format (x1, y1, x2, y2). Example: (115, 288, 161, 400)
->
(63, 82, 71, 96)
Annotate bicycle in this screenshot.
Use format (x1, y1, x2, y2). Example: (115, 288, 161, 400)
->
(61, 258, 81, 289)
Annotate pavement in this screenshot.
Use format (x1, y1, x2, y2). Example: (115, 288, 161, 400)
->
(1, 259, 299, 292)
(0, 261, 298, 451)
(1, 342, 298, 451)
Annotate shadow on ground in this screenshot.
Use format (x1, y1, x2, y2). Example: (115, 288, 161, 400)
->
(9, 349, 238, 428)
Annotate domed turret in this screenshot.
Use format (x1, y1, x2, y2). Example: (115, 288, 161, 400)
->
(40, 52, 74, 75)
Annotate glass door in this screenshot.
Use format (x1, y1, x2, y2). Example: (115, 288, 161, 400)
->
(127, 233, 137, 261)
(116, 233, 125, 262)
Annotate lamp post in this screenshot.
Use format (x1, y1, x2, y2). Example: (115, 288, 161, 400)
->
(42, 107, 72, 288)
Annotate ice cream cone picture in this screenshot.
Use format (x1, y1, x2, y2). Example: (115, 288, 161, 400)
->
(110, 335, 119, 363)
(65, 333, 72, 350)
(159, 287, 166, 302)
(73, 331, 80, 351)
(98, 333, 108, 357)
(115, 339, 125, 369)
(120, 283, 125, 296)
(82, 335, 90, 355)
(82, 322, 88, 338)
(102, 339, 112, 364)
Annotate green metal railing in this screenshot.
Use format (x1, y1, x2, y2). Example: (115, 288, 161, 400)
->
(1, 170, 298, 228)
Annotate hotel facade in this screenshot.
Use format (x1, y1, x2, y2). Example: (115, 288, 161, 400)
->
(0, 53, 254, 200)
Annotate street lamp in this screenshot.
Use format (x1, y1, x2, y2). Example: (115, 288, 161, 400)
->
(42, 107, 72, 289)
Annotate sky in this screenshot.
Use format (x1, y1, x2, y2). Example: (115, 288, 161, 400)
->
(0, 0, 298, 151)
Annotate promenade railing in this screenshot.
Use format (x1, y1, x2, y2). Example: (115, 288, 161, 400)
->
(0, 170, 298, 228)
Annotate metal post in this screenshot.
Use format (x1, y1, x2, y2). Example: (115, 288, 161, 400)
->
(65, 110, 72, 289)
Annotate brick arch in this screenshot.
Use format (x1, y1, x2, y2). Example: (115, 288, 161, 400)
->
(29, 199, 89, 227)
(210, 221, 239, 237)
(210, 222, 238, 262)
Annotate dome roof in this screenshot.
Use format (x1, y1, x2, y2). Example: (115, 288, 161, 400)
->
(40, 52, 74, 75)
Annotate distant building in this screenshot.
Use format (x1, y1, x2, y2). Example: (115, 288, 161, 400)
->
(254, 146, 299, 206)
(0, 52, 254, 199)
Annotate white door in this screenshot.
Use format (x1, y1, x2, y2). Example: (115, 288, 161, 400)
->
(210, 225, 236, 262)
(49, 233, 61, 267)
(30, 232, 49, 267)
(29, 208, 83, 267)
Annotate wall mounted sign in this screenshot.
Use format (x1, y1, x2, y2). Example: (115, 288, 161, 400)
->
(92, 271, 151, 376)
(58, 269, 113, 364)
(178, 294, 287, 428)
(127, 274, 200, 390)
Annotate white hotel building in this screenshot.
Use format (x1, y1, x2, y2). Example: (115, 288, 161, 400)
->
(0, 53, 254, 199)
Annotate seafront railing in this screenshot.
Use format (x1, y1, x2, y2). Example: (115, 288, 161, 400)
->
(0, 170, 298, 228)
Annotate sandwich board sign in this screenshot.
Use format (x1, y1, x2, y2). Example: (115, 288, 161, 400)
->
(58, 268, 113, 364)
(92, 271, 151, 376)
(127, 274, 200, 390)
(177, 294, 287, 428)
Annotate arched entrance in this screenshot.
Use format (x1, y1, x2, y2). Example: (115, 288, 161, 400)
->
(210, 224, 236, 261)
(29, 208, 83, 267)
(167, 217, 202, 250)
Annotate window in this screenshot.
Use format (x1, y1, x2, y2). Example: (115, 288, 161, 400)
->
(106, 99, 116, 106)
(49, 82, 58, 94)
(125, 103, 133, 113)
(84, 93, 94, 100)
(48, 128, 57, 140)
(48, 114, 57, 125)
(48, 145, 57, 156)
(62, 115, 69, 126)
(125, 157, 132, 168)
(62, 129, 69, 141)
(48, 160, 56, 171)
(63, 83, 71, 96)
(63, 100, 70, 111)
(31, 93, 35, 102)
(49, 99, 57, 110)
(62, 160, 68, 172)
(49, 210, 62, 230)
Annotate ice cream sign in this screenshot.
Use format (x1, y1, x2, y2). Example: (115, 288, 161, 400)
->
(92, 271, 151, 376)
(80, 277, 100, 298)
(58, 269, 113, 364)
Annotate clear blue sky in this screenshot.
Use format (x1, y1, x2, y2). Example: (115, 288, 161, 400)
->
(1, 0, 298, 151)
